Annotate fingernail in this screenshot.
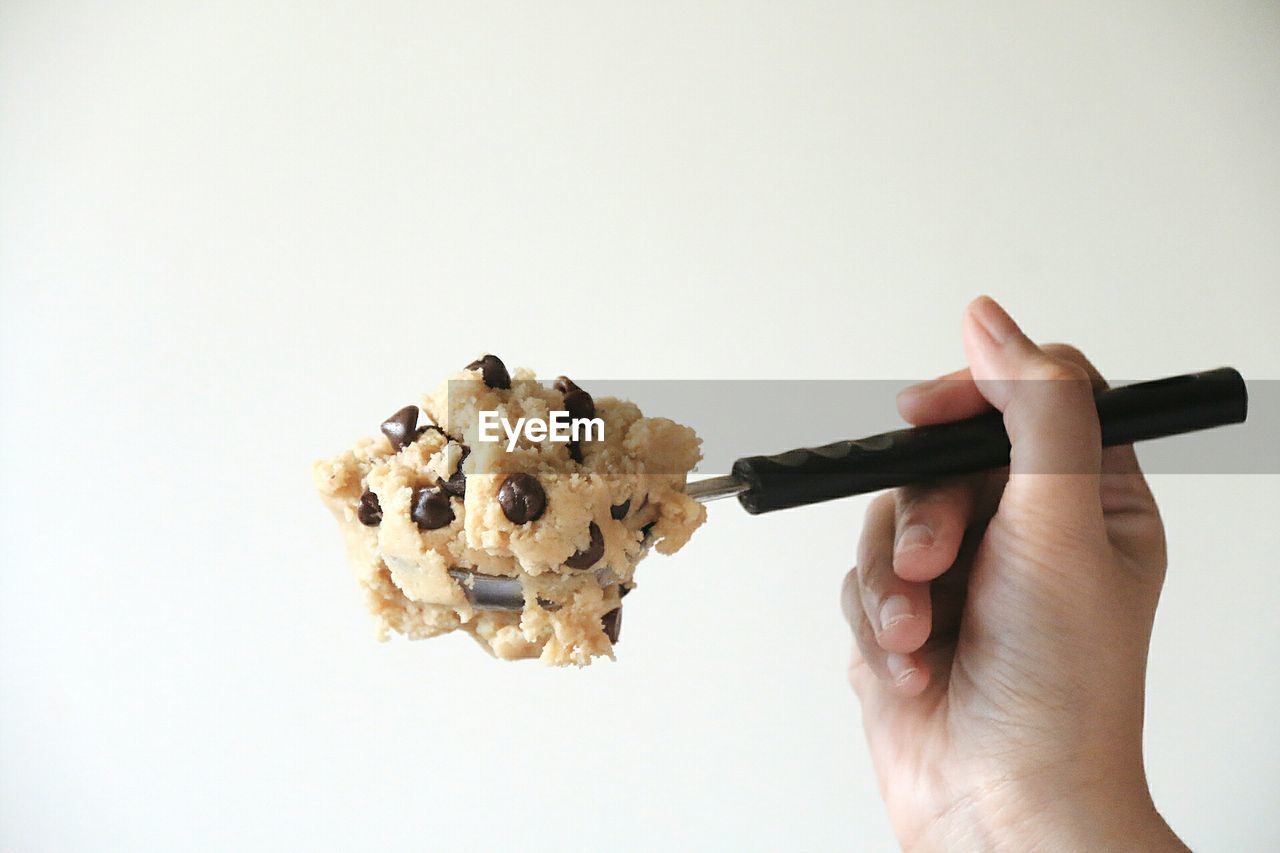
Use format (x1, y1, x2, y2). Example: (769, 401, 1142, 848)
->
(879, 594, 914, 631)
(896, 524, 933, 553)
(886, 653, 917, 685)
(971, 295, 1021, 345)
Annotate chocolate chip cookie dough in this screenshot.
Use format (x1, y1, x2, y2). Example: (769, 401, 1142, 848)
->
(313, 356, 706, 666)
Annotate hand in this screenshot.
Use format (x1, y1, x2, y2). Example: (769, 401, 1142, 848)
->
(842, 296, 1188, 851)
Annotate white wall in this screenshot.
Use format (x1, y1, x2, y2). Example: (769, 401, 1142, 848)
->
(2, 2, 1277, 850)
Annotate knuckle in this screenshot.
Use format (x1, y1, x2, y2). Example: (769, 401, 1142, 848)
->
(851, 623, 882, 672)
(897, 484, 944, 513)
(1028, 359, 1091, 386)
(842, 565, 861, 597)
(866, 491, 894, 521)
(897, 481, 965, 521)
(1043, 343, 1110, 390)
(855, 546, 892, 589)
(840, 566, 867, 626)
(1042, 342, 1089, 366)
(847, 650, 875, 694)
(844, 586, 877, 653)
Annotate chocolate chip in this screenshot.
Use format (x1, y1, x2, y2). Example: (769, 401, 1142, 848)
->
(411, 486, 455, 530)
(497, 473, 546, 524)
(610, 499, 630, 520)
(553, 376, 580, 395)
(357, 490, 382, 526)
(565, 391, 595, 422)
(536, 597, 563, 613)
(554, 375, 596, 421)
(601, 607, 622, 644)
(553, 376, 595, 421)
(466, 354, 511, 390)
(381, 405, 419, 451)
(617, 584, 632, 599)
(439, 445, 470, 497)
(564, 522, 604, 569)
(566, 441, 583, 464)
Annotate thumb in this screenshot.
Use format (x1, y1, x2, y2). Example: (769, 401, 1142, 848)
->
(961, 296, 1104, 530)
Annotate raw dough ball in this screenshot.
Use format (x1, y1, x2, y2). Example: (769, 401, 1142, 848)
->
(313, 356, 705, 666)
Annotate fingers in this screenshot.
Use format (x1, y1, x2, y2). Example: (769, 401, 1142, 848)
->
(843, 577, 930, 700)
(844, 488, 982, 700)
(897, 341, 1144, 482)
(859, 495, 933, 655)
(960, 296, 1104, 528)
(897, 367, 988, 426)
(843, 494, 932, 697)
(893, 478, 978, 583)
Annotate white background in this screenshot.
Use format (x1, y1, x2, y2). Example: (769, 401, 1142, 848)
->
(2, 2, 1278, 850)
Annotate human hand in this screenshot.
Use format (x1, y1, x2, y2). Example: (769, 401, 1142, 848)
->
(842, 296, 1187, 851)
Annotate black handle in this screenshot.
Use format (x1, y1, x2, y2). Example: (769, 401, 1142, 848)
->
(731, 367, 1248, 515)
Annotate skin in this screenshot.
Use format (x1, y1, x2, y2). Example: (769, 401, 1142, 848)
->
(842, 296, 1188, 851)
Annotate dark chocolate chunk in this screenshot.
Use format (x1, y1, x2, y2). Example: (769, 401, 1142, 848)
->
(381, 405, 419, 451)
(465, 354, 511, 390)
(497, 473, 546, 524)
(601, 607, 622, 644)
(440, 445, 470, 497)
(564, 522, 604, 569)
(555, 375, 595, 421)
(536, 597, 563, 613)
(554, 376, 595, 421)
(553, 376, 581, 395)
(610, 499, 630, 520)
(566, 440, 583, 464)
(562, 389, 595, 422)
(411, 486, 455, 530)
(357, 490, 382, 526)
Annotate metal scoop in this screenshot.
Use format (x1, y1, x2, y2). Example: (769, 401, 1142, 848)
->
(450, 367, 1248, 611)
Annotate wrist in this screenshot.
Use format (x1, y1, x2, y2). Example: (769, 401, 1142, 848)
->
(912, 771, 1185, 852)
(982, 791, 1182, 851)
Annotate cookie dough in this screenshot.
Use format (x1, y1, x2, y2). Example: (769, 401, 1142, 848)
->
(313, 356, 706, 666)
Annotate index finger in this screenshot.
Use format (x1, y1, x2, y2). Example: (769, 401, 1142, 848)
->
(895, 348, 1144, 478)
